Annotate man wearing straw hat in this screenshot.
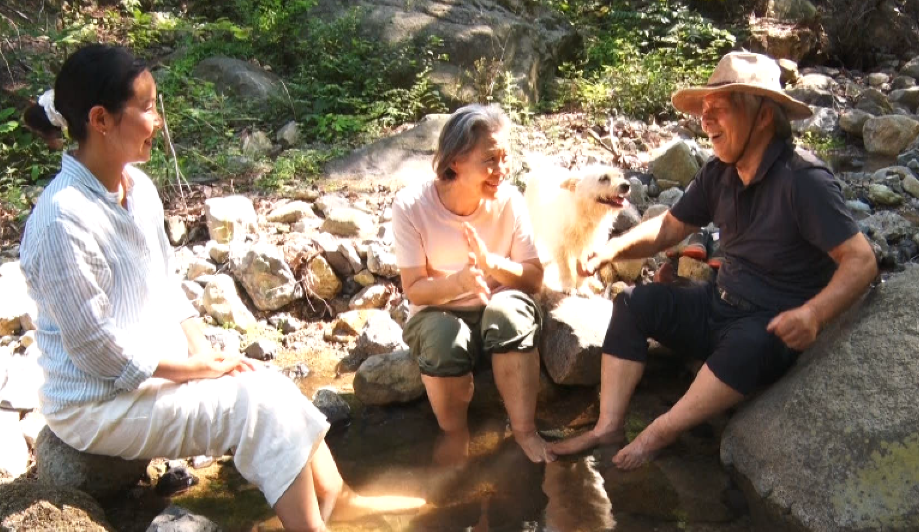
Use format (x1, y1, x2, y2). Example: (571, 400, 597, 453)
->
(549, 52, 878, 469)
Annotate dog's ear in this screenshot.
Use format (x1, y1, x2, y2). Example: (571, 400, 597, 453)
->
(559, 177, 580, 191)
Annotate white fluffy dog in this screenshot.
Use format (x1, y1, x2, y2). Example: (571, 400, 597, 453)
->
(525, 164, 630, 295)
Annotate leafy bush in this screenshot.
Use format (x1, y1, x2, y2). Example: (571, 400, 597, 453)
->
(0, 107, 58, 208)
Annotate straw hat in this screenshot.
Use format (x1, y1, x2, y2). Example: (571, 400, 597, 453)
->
(671, 52, 813, 120)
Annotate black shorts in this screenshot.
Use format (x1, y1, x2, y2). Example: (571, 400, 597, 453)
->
(602, 282, 799, 395)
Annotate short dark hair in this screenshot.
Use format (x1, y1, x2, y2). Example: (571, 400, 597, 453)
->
(23, 44, 148, 144)
(433, 104, 511, 181)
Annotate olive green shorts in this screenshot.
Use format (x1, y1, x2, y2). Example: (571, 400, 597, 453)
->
(402, 290, 542, 377)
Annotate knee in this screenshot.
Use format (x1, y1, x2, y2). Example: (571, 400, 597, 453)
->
(482, 291, 540, 353)
(404, 311, 475, 377)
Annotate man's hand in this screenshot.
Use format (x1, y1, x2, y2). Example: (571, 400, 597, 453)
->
(767, 305, 820, 351)
(456, 252, 491, 305)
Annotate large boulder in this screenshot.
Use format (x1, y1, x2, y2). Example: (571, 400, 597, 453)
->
(310, 0, 580, 106)
(192, 57, 284, 106)
(203, 196, 258, 244)
(539, 294, 612, 386)
(0, 479, 114, 531)
(202, 274, 257, 332)
(649, 140, 701, 189)
(863, 115, 919, 156)
(35, 427, 148, 501)
(353, 349, 425, 406)
(720, 266, 919, 531)
(745, 21, 819, 62)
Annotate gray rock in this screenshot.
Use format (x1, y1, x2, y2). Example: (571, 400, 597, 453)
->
(389, 299, 410, 327)
(203, 326, 243, 354)
(146, 505, 219, 532)
(839, 110, 871, 137)
(36, 427, 148, 500)
(313, 233, 351, 277)
(353, 312, 407, 362)
(792, 107, 838, 136)
(656, 188, 684, 207)
(858, 211, 914, 241)
(268, 313, 303, 334)
(539, 294, 612, 385)
(889, 87, 919, 112)
(891, 75, 917, 91)
(901, 55, 919, 80)
(0, 479, 113, 531)
(202, 274, 256, 332)
(649, 140, 701, 188)
(0, 410, 28, 479)
(276, 121, 300, 146)
(856, 87, 892, 116)
(613, 205, 641, 233)
(721, 266, 919, 531)
(863, 115, 919, 156)
(193, 56, 283, 105)
(797, 73, 836, 91)
(266, 201, 317, 224)
(312, 389, 351, 425)
(867, 184, 905, 206)
(353, 350, 424, 406)
(321, 208, 375, 238)
(244, 339, 277, 361)
(339, 241, 363, 274)
(366, 243, 400, 278)
(324, 114, 449, 185)
(786, 86, 834, 107)
(867, 72, 890, 87)
(846, 200, 872, 216)
(230, 242, 303, 311)
(903, 174, 919, 198)
(241, 130, 272, 158)
(282, 362, 310, 381)
(628, 177, 649, 210)
(204, 196, 257, 244)
(165, 216, 187, 246)
(642, 204, 670, 221)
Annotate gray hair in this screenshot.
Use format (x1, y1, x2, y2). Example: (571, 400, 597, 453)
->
(433, 104, 511, 181)
(730, 92, 793, 140)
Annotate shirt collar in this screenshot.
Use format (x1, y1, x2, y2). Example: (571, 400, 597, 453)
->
(720, 136, 792, 189)
(62, 153, 136, 205)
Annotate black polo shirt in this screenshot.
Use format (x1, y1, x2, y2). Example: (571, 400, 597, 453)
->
(671, 137, 860, 312)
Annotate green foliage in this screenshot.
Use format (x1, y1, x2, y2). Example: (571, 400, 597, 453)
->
(799, 131, 845, 155)
(0, 107, 57, 213)
(550, 0, 736, 120)
(256, 148, 341, 191)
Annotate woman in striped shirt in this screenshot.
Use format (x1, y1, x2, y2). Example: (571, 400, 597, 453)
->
(20, 44, 422, 530)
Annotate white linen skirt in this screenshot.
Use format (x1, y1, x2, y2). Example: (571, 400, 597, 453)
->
(45, 370, 330, 506)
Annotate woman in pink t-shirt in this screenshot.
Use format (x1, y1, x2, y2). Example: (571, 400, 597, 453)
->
(393, 104, 554, 464)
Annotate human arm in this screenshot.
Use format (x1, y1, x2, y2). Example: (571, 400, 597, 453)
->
(767, 232, 877, 351)
(579, 212, 697, 275)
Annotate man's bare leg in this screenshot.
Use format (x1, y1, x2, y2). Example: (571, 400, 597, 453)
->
(613, 363, 743, 470)
(549, 356, 645, 456)
(423, 374, 474, 465)
(492, 349, 554, 463)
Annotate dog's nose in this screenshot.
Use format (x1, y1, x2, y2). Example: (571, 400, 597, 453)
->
(617, 182, 630, 196)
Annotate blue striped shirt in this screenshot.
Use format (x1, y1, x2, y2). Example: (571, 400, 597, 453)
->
(20, 154, 197, 414)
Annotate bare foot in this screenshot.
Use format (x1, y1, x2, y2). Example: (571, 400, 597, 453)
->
(513, 429, 556, 463)
(432, 429, 470, 467)
(612, 422, 675, 470)
(548, 427, 625, 456)
(329, 488, 427, 523)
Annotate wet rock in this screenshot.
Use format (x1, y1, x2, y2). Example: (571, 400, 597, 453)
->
(321, 208, 375, 238)
(353, 349, 424, 406)
(0, 479, 113, 531)
(867, 184, 904, 206)
(721, 266, 919, 531)
(0, 410, 28, 479)
(863, 115, 919, 156)
(353, 312, 407, 362)
(649, 140, 701, 188)
(204, 196, 257, 244)
(36, 427, 148, 500)
(312, 388, 351, 425)
(303, 255, 342, 300)
(839, 110, 871, 137)
(539, 294, 612, 385)
(164, 215, 187, 246)
(276, 121, 300, 146)
(243, 339, 277, 361)
(230, 242, 303, 311)
(266, 201, 318, 224)
(366, 243, 400, 278)
(202, 274, 256, 332)
(146, 505, 218, 532)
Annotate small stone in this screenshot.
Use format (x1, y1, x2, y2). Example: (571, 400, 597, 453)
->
(282, 362, 310, 381)
(268, 313, 303, 334)
(902, 174, 919, 198)
(353, 269, 376, 287)
(312, 388, 351, 425)
(678, 256, 714, 282)
(19, 330, 35, 349)
(277, 121, 300, 146)
(349, 284, 391, 310)
(868, 184, 904, 206)
(244, 339, 278, 361)
(267, 201, 317, 224)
